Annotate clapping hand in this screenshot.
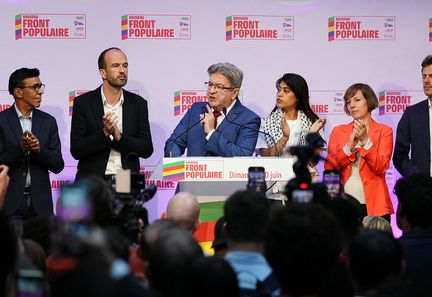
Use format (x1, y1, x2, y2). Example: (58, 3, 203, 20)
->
(348, 119, 368, 151)
(20, 130, 40, 153)
(310, 119, 326, 133)
(281, 114, 290, 138)
(103, 112, 119, 138)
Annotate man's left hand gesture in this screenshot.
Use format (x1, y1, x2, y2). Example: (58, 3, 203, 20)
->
(23, 131, 41, 153)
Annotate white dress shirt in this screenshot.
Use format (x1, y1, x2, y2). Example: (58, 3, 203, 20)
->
(101, 88, 124, 175)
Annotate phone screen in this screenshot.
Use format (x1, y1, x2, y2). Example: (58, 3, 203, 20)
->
(247, 167, 267, 192)
(58, 184, 91, 222)
(291, 189, 314, 203)
(17, 269, 44, 297)
(323, 170, 341, 198)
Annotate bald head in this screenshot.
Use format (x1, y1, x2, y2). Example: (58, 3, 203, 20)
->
(165, 192, 200, 232)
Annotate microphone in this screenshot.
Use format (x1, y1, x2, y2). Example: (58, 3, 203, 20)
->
(168, 106, 207, 157)
(222, 107, 280, 157)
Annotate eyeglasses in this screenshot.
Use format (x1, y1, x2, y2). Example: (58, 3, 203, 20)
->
(204, 81, 234, 92)
(19, 83, 45, 93)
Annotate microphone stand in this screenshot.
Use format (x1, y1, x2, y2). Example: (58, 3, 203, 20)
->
(168, 108, 207, 157)
(222, 107, 280, 157)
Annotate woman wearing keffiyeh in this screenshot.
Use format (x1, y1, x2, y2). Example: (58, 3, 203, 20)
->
(256, 73, 326, 197)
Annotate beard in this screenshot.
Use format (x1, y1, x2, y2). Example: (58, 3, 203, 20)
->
(424, 85, 432, 97)
(106, 75, 127, 88)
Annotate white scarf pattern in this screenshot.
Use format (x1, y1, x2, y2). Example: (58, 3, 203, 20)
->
(262, 108, 312, 148)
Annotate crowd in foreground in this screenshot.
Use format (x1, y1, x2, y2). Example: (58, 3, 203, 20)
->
(0, 171, 431, 297)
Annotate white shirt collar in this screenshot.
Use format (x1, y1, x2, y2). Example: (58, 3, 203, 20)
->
(14, 104, 33, 118)
(225, 99, 237, 115)
(213, 99, 237, 116)
(101, 88, 124, 108)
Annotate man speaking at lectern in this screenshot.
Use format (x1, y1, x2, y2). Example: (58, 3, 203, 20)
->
(164, 63, 260, 157)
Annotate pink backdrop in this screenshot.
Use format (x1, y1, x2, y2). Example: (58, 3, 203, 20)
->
(1, 0, 432, 236)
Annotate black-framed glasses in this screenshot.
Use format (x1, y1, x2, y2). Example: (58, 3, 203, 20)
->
(19, 83, 45, 93)
(204, 81, 233, 91)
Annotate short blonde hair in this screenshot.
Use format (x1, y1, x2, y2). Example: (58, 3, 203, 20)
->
(362, 216, 392, 233)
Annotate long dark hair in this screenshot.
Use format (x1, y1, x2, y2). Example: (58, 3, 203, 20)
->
(271, 73, 318, 123)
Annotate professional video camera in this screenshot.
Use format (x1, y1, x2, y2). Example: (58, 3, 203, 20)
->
(284, 132, 330, 204)
(108, 153, 158, 243)
(112, 176, 157, 243)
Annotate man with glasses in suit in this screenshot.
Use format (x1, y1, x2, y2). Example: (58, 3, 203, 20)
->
(0, 68, 64, 221)
(164, 62, 260, 157)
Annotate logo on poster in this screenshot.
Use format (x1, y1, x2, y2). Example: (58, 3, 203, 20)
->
(0, 104, 11, 112)
(69, 90, 89, 116)
(185, 160, 223, 179)
(429, 18, 432, 43)
(385, 165, 395, 188)
(0, 90, 12, 111)
(379, 90, 411, 115)
(328, 16, 395, 41)
(15, 14, 86, 40)
(141, 167, 176, 189)
(121, 15, 191, 40)
(310, 91, 345, 115)
(51, 179, 72, 190)
(173, 90, 244, 116)
(69, 90, 139, 116)
(174, 90, 207, 116)
(311, 104, 329, 114)
(226, 15, 294, 41)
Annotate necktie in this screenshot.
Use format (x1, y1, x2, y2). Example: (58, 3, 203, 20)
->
(213, 110, 221, 129)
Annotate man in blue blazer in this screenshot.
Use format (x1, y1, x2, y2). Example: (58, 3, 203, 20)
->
(0, 68, 64, 220)
(165, 63, 260, 157)
(394, 55, 432, 177)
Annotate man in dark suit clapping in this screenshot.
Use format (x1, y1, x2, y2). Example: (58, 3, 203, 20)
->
(0, 68, 64, 221)
(70, 47, 153, 180)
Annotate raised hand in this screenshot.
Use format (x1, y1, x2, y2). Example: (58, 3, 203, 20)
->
(103, 112, 119, 137)
(347, 129, 359, 151)
(20, 131, 31, 152)
(353, 119, 368, 145)
(26, 132, 41, 153)
(201, 104, 216, 134)
(281, 113, 290, 138)
(310, 118, 326, 133)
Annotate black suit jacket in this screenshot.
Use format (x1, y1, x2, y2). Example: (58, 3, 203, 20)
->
(0, 106, 64, 216)
(70, 86, 153, 179)
(393, 99, 430, 177)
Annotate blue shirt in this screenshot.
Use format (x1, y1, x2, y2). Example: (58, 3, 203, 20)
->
(225, 251, 273, 290)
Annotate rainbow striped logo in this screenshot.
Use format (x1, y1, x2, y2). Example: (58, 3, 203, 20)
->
(174, 91, 181, 116)
(121, 15, 128, 40)
(226, 16, 232, 41)
(163, 160, 185, 181)
(379, 91, 386, 115)
(15, 14, 22, 40)
(68, 91, 76, 116)
(68, 90, 88, 116)
(328, 17, 334, 41)
(429, 18, 432, 42)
